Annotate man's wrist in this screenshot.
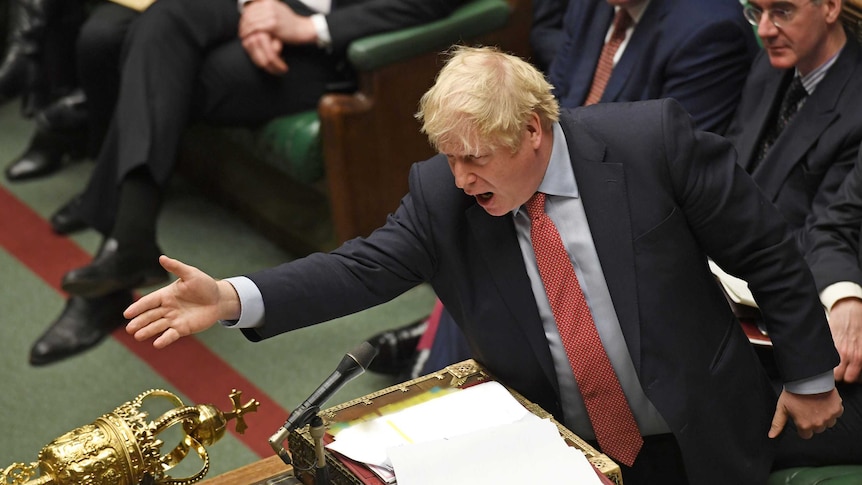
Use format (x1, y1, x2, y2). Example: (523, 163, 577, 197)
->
(821, 281, 862, 312)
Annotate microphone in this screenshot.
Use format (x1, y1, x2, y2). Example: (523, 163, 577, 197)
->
(270, 341, 379, 463)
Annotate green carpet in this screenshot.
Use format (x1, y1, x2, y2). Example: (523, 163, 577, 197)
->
(0, 100, 436, 478)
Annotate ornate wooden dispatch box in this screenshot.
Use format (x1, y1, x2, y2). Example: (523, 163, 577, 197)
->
(287, 359, 622, 485)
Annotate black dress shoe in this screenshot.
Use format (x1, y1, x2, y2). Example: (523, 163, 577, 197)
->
(50, 194, 88, 234)
(5, 129, 66, 181)
(29, 291, 134, 366)
(62, 238, 168, 298)
(365, 317, 429, 376)
(36, 89, 88, 131)
(5, 93, 89, 182)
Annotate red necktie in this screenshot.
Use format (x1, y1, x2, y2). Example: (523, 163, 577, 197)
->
(526, 192, 643, 466)
(584, 9, 633, 106)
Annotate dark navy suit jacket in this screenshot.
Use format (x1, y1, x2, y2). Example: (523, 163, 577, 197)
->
(243, 100, 837, 484)
(548, 0, 757, 133)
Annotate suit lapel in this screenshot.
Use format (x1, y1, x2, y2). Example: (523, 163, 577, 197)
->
(753, 39, 859, 198)
(568, 2, 615, 105)
(559, 112, 642, 368)
(738, 65, 788, 172)
(466, 206, 559, 392)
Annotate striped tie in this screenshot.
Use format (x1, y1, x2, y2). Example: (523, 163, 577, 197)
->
(584, 9, 633, 106)
(526, 192, 643, 466)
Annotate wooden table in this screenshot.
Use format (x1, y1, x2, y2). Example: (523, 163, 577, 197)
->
(201, 455, 294, 485)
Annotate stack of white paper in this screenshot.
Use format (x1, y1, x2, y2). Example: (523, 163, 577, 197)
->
(325, 381, 601, 485)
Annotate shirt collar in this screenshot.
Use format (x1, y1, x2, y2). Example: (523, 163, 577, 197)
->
(513, 122, 577, 217)
(618, 0, 650, 24)
(796, 46, 843, 96)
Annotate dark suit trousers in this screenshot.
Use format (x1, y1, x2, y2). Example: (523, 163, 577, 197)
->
(78, 0, 345, 234)
(77, 1, 138, 158)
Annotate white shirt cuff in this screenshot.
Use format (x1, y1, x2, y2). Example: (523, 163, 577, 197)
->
(219, 276, 265, 329)
(311, 13, 331, 48)
(784, 370, 835, 395)
(821, 282, 862, 312)
(237, 0, 253, 13)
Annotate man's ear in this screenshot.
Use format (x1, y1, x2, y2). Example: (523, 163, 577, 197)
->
(823, 0, 844, 24)
(526, 112, 543, 149)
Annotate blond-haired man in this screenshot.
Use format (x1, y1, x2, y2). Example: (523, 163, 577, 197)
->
(124, 46, 841, 485)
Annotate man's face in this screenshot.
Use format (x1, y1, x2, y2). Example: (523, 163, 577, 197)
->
(440, 118, 548, 217)
(750, 0, 837, 74)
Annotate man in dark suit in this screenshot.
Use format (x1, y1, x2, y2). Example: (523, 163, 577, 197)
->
(548, 0, 757, 133)
(400, 0, 758, 379)
(715, 0, 862, 467)
(725, 0, 862, 249)
(26, 0, 465, 366)
(125, 46, 842, 485)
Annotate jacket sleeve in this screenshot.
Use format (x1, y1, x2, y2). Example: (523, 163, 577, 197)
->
(806, 150, 862, 292)
(325, 0, 466, 52)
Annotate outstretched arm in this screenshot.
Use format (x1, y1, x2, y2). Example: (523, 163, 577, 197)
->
(125, 255, 242, 349)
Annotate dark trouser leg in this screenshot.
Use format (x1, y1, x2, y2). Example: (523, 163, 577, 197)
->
(774, 381, 862, 468)
(0, 0, 84, 112)
(76, 2, 139, 157)
(78, 0, 339, 234)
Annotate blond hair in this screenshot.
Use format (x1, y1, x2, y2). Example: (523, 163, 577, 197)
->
(416, 45, 559, 155)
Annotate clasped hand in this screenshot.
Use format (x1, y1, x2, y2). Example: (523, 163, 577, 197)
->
(238, 0, 318, 75)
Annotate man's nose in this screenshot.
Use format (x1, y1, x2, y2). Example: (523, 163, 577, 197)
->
(451, 160, 475, 188)
(757, 12, 779, 39)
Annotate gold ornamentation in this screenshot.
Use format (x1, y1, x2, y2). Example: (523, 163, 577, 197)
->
(1, 389, 258, 485)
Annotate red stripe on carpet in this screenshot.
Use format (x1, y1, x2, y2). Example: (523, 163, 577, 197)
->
(0, 186, 288, 458)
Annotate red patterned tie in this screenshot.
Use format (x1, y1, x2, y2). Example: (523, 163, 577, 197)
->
(526, 192, 643, 466)
(584, 9, 633, 106)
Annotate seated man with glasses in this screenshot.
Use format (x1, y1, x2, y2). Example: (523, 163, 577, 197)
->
(720, 0, 862, 468)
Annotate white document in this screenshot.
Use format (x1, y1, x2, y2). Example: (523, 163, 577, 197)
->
(708, 259, 758, 307)
(326, 381, 534, 468)
(387, 418, 601, 485)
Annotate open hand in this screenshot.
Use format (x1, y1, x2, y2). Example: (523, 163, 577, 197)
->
(125, 255, 241, 349)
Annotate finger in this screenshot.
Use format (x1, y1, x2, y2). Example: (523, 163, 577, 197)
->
(768, 408, 788, 438)
(844, 361, 862, 383)
(268, 38, 288, 74)
(124, 289, 163, 320)
(243, 36, 269, 69)
(130, 313, 174, 341)
(834, 361, 848, 382)
(797, 427, 814, 439)
(153, 327, 182, 349)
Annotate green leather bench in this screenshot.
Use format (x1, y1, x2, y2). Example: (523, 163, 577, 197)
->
(179, 0, 532, 255)
(769, 466, 862, 484)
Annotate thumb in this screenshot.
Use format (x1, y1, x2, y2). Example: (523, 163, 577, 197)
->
(769, 406, 788, 439)
(159, 255, 196, 280)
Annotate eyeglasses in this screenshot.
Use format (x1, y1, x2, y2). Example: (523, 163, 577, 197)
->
(743, 1, 811, 29)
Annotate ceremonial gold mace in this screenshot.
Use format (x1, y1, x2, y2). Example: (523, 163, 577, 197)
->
(1, 388, 258, 485)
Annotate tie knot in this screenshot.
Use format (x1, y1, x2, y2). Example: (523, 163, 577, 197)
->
(612, 8, 633, 34)
(525, 192, 546, 221)
(784, 76, 807, 108)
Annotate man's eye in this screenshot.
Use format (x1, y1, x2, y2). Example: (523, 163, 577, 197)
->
(773, 8, 792, 20)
